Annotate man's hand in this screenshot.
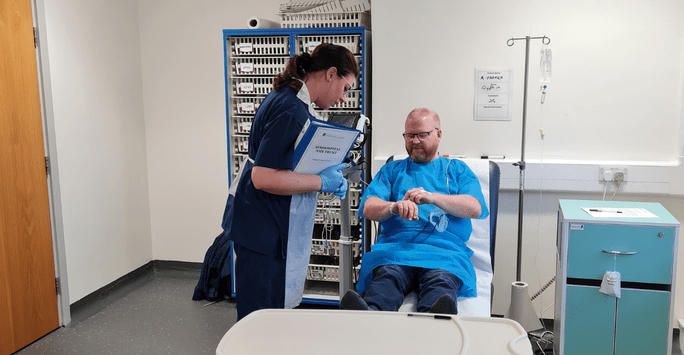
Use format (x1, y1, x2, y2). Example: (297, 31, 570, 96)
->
(363, 187, 481, 223)
(390, 187, 427, 221)
(390, 199, 419, 221)
(402, 187, 434, 205)
(388, 187, 431, 221)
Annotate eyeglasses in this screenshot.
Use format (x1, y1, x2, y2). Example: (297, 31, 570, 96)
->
(403, 129, 437, 140)
(341, 75, 354, 94)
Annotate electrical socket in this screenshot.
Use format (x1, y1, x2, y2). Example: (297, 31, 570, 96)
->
(599, 166, 628, 182)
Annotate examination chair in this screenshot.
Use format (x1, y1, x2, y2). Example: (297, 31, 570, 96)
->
(213, 159, 529, 355)
(393, 157, 500, 316)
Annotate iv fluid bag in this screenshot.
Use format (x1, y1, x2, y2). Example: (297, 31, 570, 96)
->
(540, 43, 552, 89)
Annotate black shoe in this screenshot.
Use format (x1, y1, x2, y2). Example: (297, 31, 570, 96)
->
(339, 290, 370, 311)
(428, 295, 457, 315)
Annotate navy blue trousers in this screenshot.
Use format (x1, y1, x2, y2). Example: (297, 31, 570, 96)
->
(233, 243, 286, 321)
(363, 265, 462, 312)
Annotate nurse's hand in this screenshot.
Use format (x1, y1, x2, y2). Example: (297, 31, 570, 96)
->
(319, 163, 348, 200)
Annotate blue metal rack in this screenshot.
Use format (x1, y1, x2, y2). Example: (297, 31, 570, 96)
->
(223, 27, 371, 306)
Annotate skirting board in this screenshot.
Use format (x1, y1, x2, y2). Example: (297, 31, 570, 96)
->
(69, 260, 202, 324)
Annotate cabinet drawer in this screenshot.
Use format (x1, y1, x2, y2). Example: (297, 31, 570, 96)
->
(567, 224, 674, 284)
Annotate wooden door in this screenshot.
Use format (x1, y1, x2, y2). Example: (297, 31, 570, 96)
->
(0, 0, 60, 353)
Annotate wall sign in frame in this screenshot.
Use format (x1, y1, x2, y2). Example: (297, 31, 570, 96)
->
(474, 69, 511, 121)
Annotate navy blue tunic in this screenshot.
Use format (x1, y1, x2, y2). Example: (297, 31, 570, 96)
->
(231, 87, 311, 256)
(192, 87, 311, 302)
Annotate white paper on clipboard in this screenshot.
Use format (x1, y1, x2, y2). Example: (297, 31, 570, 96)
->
(581, 207, 658, 218)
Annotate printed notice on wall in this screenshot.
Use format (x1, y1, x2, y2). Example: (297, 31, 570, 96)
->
(474, 69, 511, 121)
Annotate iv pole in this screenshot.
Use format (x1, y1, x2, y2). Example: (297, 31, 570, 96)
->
(506, 35, 550, 282)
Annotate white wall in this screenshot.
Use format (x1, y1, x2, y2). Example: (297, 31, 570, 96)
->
(137, 0, 283, 262)
(42, 0, 283, 302)
(42, 0, 152, 302)
(371, 0, 684, 163)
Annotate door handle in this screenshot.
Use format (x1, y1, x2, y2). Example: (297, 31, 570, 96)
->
(602, 250, 637, 256)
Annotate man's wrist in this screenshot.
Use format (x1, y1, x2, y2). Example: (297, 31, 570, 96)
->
(388, 202, 398, 215)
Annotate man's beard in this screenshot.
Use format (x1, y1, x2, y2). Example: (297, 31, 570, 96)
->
(408, 145, 437, 163)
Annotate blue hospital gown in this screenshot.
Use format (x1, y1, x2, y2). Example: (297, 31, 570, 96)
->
(356, 157, 489, 298)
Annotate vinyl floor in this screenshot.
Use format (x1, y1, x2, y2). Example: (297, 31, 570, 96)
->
(14, 264, 683, 355)
(16, 265, 238, 355)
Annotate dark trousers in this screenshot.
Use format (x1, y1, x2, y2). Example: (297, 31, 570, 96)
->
(233, 243, 286, 321)
(363, 265, 462, 312)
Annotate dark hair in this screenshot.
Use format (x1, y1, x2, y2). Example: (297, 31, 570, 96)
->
(273, 43, 358, 91)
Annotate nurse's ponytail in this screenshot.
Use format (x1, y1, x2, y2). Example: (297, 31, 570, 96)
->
(273, 43, 358, 91)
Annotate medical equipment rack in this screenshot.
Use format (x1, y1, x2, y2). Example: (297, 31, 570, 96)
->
(555, 200, 679, 355)
(223, 27, 371, 305)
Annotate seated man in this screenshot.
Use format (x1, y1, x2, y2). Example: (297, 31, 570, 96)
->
(340, 108, 488, 314)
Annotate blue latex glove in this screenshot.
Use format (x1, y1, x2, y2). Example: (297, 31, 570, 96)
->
(319, 163, 348, 199)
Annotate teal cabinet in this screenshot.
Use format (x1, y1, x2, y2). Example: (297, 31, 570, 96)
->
(555, 200, 680, 355)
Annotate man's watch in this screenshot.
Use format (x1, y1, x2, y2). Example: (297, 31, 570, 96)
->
(389, 202, 398, 215)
